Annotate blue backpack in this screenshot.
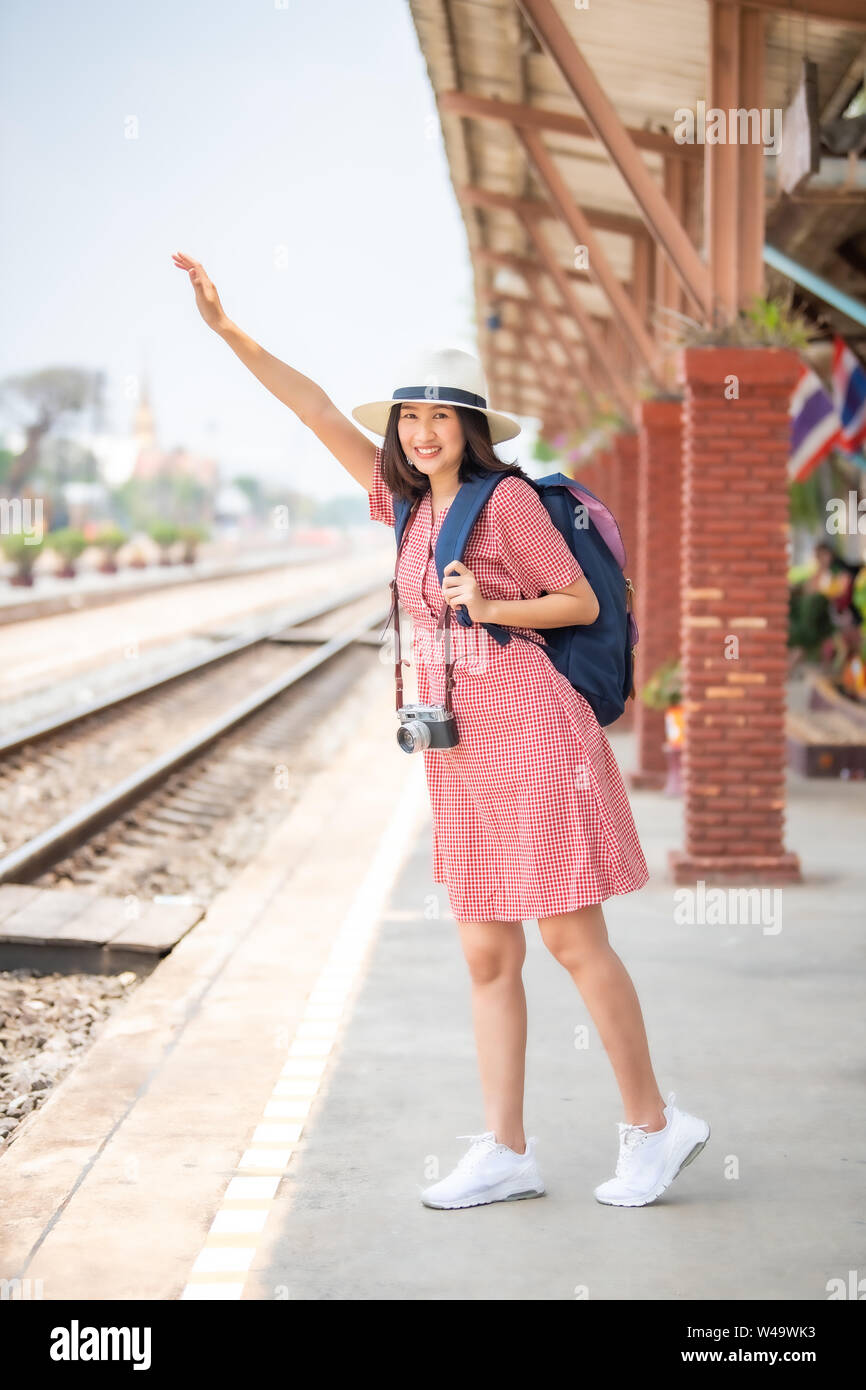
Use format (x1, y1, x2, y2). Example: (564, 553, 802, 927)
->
(392, 469, 638, 728)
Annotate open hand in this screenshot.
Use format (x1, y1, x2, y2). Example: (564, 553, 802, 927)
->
(171, 252, 229, 333)
(442, 560, 491, 623)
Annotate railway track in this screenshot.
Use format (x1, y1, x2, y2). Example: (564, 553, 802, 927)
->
(0, 581, 397, 1153)
(0, 581, 392, 896)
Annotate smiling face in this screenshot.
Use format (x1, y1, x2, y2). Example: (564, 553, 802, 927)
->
(396, 401, 466, 485)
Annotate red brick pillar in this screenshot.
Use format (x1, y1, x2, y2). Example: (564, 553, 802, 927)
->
(611, 432, 639, 580)
(608, 433, 640, 733)
(576, 454, 601, 496)
(669, 347, 802, 885)
(595, 447, 617, 517)
(630, 398, 683, 791)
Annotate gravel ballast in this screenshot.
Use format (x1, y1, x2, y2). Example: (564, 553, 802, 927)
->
(0, 967, 143, 1151)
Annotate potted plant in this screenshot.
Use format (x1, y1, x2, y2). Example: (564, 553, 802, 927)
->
(47, 526, 88, 578)
(122, 531, 152, 568)
(639, 657, 684, 795)
(93, 523, 128, 574)
(148, 520, 179, 566)
(177, 522, 208, 564)
(654, 292, 812, 352)
(1, 531, 46, 586)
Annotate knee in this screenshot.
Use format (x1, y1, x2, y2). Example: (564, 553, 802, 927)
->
(459, 921, 525, 985)
(464, 946, 524, 985)
(539, 909, 610, 973)
(540, 930, 590, 972)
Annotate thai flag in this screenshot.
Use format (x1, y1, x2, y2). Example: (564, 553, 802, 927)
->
(789, 365, 842, 482)
(832, 337, 866, 452)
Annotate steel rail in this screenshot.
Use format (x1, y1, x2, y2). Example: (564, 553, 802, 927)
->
(0, 578, 386, 757)
(0, 603, 391, 884)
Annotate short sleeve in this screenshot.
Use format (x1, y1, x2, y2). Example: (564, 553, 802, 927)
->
(367, 445, 396, 528)
(491, 474, 584, 596)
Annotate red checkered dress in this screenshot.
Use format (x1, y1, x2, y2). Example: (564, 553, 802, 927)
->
(368, 446, 649, 922)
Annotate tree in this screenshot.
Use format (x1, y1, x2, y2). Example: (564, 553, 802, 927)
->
(232, 475, 264, 508)
(0, 366, 106, 497)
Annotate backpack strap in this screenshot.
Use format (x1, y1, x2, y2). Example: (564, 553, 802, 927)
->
(384, 471, 520, 717)
(433, 472, 513, 647)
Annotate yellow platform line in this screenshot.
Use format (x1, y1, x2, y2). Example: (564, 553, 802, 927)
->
(180, 762, 427, 1301)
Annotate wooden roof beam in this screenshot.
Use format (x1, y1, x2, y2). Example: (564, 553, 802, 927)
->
(521, 293, 600, 412)
(492, 291, 591, 370)
(498, 339, 582, 426)
(518, 215, 637, 418)
(460, 184, 650, 240)
(492, 354, 575, 410)
(521, 304, 592, 427)
(478, 246, 591, 286)
(516, 0, 712, 319)
(489, 302, 576, 369)
(490, 368, 577, 433)
(479, 250, 628, 408)
(736, 0, 866, 27)
(706, 1, 766, 320)
(438, 91, 702, 162)
(515, 127, 665, 384)
(492, 290, 591, 356)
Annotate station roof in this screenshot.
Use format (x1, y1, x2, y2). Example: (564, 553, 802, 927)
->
(408, 0, 866, 433)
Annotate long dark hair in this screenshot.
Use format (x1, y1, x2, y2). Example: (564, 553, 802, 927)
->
(379, 403, 529, 515)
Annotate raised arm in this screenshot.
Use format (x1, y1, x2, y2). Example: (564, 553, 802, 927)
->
(172, 252, 377, 491)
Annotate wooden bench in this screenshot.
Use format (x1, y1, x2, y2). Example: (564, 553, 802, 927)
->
(786, 708, 866, 778)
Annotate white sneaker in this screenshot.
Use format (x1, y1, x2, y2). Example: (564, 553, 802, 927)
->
(594, 1091, 710, 1207)
(419, 1131, 545, 1209)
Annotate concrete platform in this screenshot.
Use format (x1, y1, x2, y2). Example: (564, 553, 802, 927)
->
(0, 884, 205, 974)
(1, 655, 863, 1300)
(240, 747, 866, 1301)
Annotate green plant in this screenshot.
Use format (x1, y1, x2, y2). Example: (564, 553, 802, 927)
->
(639, 657, 682, 711)
(47, 527, 87, 560)
(177, 523, 209, 563)
(654, 292, 813, 351)
(788, 561, 815, 586)
(788, 470, 826, 531)
(93, 522, 128, 573)
(94, 523, 127, 552)
(1, 530, 45, 584)
(531, 436, 559, 464)
(47, 526, 87, 577)
(148, 520, 179, 564)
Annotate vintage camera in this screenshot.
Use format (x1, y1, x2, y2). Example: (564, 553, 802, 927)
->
(396, 702, 459, 754)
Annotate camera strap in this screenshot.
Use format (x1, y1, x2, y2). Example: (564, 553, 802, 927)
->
(382, 504, 456, 716)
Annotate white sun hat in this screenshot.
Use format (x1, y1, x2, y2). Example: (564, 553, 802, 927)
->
(351, 346, 522, 445)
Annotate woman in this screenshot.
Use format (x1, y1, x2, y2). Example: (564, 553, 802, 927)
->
(173, 251, 710, 1211)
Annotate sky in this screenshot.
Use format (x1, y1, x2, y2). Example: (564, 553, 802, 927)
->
(0, 0, 540, 503)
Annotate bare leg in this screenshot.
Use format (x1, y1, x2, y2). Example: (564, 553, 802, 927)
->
(456, 918, 528, 1154)
(538, 903, 667, 1132)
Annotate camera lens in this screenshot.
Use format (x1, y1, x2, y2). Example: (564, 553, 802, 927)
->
(397, 719, 430, 753)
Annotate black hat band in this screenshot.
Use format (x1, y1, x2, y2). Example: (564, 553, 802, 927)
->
(392, 386, 487, 409)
